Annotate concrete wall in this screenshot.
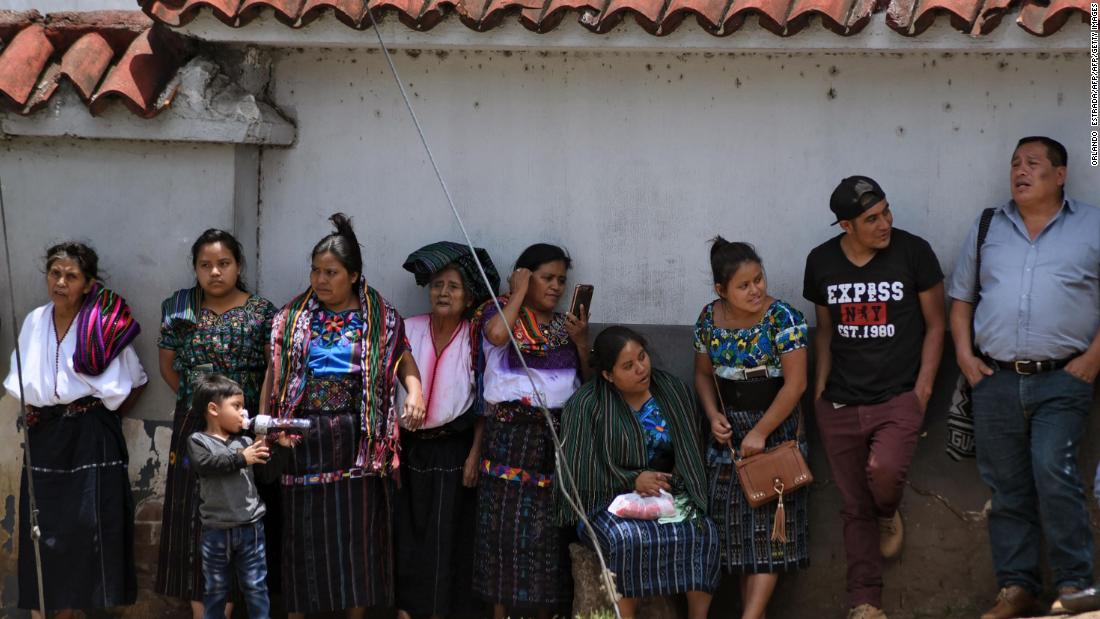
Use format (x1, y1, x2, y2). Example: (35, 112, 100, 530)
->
(0, 0, 133, 11)
(259, 48, 1090, 325)
(0, 137, 239, 612)
(0, 47, 1097, 618)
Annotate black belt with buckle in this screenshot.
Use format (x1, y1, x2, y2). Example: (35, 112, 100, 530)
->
(986, 357, 1072, 375)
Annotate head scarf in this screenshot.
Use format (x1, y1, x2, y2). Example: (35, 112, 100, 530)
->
(268, 277, 408, 474)
(402, 241, 500, 309)
(73, 282, 141, 376)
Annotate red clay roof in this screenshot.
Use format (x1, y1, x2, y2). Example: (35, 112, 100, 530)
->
(0, 11, 189, 117)
(139, 0, 1086, 36)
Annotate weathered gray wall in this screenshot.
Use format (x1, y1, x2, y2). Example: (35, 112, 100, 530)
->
(0, 137, 239, 613)
(258, 49, 1091, 325)
(0, 47, 1097, 618)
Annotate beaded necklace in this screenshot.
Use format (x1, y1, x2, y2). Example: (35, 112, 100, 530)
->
(51, 307, 75, 400)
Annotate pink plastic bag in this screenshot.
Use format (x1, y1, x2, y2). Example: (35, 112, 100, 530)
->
(607, 490, 677, 520)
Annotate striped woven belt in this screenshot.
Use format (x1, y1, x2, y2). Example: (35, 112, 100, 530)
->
(480, 458, 554, 488)
(281, 467, 368, 486)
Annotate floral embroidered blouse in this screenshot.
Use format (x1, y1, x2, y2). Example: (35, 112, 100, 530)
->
(308, 308, 365, 376)
(158, 295, 276, 412)
(693, 299, 809, 379)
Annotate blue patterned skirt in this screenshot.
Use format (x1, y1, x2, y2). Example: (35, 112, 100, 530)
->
(707, 406, 810, 574)
(586, 507, 720, 598)
(473, 404, 571, 610)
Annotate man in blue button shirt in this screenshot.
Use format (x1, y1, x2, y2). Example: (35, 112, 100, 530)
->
(948, 136, 1100, 619)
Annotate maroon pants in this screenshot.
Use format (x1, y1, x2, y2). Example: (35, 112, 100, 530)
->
(815, 391, 924, 608)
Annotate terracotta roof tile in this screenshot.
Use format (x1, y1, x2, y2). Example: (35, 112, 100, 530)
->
(1017, 0, 1089, 35)
(138, 0, 1088, 35)
(0, 24, 54, 109)
(0, 10, 190, 117)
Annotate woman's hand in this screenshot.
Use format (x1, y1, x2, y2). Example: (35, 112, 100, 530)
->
(462, 451, 480, 488)
(709, 414, 732, 445)
(564, 305, 589, 348)
(241, 441, 271, 465)
(634, 471, 672, 497)
(402, 388, 427, 430)
(739, 428, 767, 458)
(508, 268, 532, 301)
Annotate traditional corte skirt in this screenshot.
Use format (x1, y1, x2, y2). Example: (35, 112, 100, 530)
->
(155, 392, 207, 601)
(280, 375, 392, 613)
(19, 397, 136, 610)
(707, 406, 810, 574)
(393, 413, 478, 614)
(586, 506, 721, 598)
(473, 402, 571, 610)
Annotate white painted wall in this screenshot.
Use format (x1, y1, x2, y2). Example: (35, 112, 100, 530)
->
(0, 138, 237, 421)
(259, 48, 1092, 326)
(0, 0, 133, 11)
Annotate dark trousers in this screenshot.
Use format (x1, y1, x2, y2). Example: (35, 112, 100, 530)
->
(815, 391, 924, 608)
(201, 520, 270, 619)
(972, 367, 1095, 594)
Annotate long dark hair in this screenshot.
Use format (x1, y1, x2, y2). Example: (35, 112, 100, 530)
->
(191, 228, 247, 291)
(312, 213, 364, 282)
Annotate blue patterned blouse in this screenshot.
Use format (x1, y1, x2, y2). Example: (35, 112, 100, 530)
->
(634, 397, 673, 466)
(308, 308, 364, 376)
(693, 299, 808, 379)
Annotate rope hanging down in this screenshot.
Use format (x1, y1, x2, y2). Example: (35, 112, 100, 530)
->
(0, 176, 49, 614)
(361, 15, 625, 617)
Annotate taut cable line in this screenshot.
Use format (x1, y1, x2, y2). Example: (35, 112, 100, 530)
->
(361, 15, 624, 617)
(0, 175, 49, 614)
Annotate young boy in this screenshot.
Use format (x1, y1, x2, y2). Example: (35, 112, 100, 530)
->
(188, 374, 290, 619)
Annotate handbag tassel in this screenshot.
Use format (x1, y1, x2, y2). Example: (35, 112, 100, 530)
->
(771, 479, 787, 544)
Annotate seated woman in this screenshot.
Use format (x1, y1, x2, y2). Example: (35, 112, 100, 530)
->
(558, 326, 720, 619)
(4, 242, 147, 619)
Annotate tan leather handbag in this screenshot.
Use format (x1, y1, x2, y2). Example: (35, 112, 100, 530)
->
(713, 373, 813, 543)
(734, 440, 813, 507)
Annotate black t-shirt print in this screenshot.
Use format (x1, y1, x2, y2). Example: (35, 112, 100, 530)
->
(802, 228, 944, 405)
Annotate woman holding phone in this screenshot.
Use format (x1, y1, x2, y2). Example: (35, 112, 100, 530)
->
(471, 243, 590, 619)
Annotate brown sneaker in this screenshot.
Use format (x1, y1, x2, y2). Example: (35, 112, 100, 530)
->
(878, 511, 903, 559)
(1060, 585, 1100, 614)
(1050, 585, 1081, 614)
(980, 586, 1046, 619)
(847, 604, 888, 619)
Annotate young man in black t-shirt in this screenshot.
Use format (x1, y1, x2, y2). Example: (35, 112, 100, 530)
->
(803, 176, 945, 619)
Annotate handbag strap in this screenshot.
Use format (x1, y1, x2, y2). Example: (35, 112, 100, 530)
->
(711, 371, 804, 457)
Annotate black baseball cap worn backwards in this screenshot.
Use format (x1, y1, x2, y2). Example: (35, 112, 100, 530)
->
(830, 175, 886, 225)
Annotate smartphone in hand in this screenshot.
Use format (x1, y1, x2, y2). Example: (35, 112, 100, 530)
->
(569, 284, 594, 319)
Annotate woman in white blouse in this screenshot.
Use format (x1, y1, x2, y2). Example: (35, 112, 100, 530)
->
(4, 242, 147, 619)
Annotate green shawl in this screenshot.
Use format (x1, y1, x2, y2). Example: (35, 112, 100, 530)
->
(555, 369, 709, 526)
